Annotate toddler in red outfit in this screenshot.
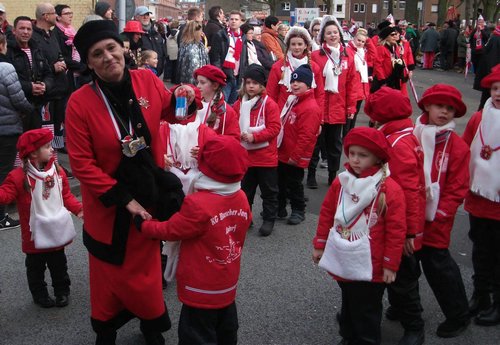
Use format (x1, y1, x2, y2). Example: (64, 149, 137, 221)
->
(0, 128, 82, 308)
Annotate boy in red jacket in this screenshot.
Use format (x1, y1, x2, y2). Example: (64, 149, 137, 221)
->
(463, 65, 500, 326)
(364, 87, 426, 345)
(414, 84, 471, 338)
(277, 64, 322, 225)
(135, 135, 252, 345)
(0, 128, 82, 308)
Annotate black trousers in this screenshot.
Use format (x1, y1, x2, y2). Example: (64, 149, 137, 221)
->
(342, 100, 363, 138)
(387, 254, 424, 331)
(25, 248, 70, 298)
(469, 215, 500, 301)
(0, 135, 19, 219)
(178, 302, 238, 345)
(308, 127, 327, 172)
(338, 281, 385, 345)
(323, 123, 343, 176)
(241, 167, 278, 221)
(277, 162, 305, 214)
(416, 245, 469, 323)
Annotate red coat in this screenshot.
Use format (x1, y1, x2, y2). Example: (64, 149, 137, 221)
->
(66, 69, 171, 321)
(232, 95, 281, 167)
(346, 41, 372, 102)
(0, 166, 82, 254)
(463, 110, 500, 221)
(313, 173, 407, 283)
(311, 48, 357, 124)
(278, 89, 321, 168)
(141, 189, 252, 309)
(266, 58, 325, 110)
(422, 131, 470, 249)
(379, 119, 426, 250)
(373, 43, 411, 97)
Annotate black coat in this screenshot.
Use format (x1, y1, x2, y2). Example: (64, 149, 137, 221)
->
(139, 25, 166, 76)
(204, 19, 224, 48)
(31, 26, 69, 99)
(474, 35, 500, 91)
(210, 28, 245, 83)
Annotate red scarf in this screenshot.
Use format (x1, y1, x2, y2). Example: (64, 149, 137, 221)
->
(222, 29, 243, 70)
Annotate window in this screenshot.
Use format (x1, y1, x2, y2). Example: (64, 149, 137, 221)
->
(281, 2, 290, 11)
(336, 4, 343, 12)
(431, 4, 438, 12)
(372, 4, 377, 13)
(360, 3, 366, 12)
(354, 3, 359, 12)
(399, 1, 406, 9)
(417, 1, 422, 10)
(319, 4, 327, 12)
(383, 1, 388, 9)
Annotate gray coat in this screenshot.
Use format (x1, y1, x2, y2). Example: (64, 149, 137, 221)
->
(0, 61, 33, 136)
(420, 28, 440, 53)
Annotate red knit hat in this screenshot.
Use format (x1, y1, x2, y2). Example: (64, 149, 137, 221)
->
(193, 65, 227, 87)
(198, 136, 249, 183)
(343, 127, 392, 163)
(418, 84, 467, 118)
(364, 87, 412, 123)
(17, 128, 54, 159)
(480, 64, 500, 89)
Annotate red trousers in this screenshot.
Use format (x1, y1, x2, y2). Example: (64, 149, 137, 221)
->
(423, 52, 435, 69)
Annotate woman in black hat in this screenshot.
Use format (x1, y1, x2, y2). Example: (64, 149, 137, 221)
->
(66, 19, 183, 345)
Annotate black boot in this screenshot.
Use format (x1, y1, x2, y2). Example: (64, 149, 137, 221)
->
(469, 292, 491, 316)
(398, 329, 425, 345)
(436, 318, 470, 337)
(306, 170, 318, 189)
(259, 220, 275, 236)
(95, 331, 117, 345)
(475, 303, 500, 326)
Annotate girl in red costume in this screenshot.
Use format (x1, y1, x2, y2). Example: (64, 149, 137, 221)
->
(364, 87, 426, 344)
(463, 65, 500, 326)
(266, 26, 324, 109)
(0, 128, 82, 309)
(135, 135, 252, 345)
(311, 15, 356, 185)
(193, 65, 240, 139)
(313, 127, 406, 345)
(68, 20, 184, 345)
(233, 64, 281, 236)
(413, 84, 471, 338)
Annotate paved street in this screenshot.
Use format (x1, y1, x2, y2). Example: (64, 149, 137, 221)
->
(1, 70, 500, 345)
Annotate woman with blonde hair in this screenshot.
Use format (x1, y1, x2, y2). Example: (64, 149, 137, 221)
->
(178, 21, 209, 84)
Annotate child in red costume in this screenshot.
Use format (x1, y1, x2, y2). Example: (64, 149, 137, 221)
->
(194, 65, 240, 139)
(313, 127, 406, 345)
(414, 84, 471, 338)
(0, 128, 82, 308)
(364, 86, 426, 344)
(233, 64, 281, 236)
(136, 135, 252, 345)
(277, 64, 321, 225)
(463, 65, 500, 326)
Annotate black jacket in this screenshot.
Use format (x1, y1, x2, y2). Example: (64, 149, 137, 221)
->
(209, 28, 247, 82)
(139, 24, 166, 76)
(204, 19, 224, 48)
(6, 39, 55, 107)
(31, 26, 69, 99)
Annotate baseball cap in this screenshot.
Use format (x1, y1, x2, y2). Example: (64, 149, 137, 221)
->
(134, 6, 151, 16)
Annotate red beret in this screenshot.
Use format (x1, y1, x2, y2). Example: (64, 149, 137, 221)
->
(17, 128, 54, 159)
(198, 136, 249, 183)
(343, 127, 391, 163)
(193, 65, 227, 87)
(364, 87, 412, 123)
(480, 64, 500, 89)
(418, 84, 466, 118)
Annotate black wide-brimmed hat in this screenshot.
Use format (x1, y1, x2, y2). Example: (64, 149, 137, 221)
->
(74, 20, 122, 63)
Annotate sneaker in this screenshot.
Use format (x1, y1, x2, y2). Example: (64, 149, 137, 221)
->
(0, 214, 20, 230)
(55, 295, 69, 307)
(61, 165, 74, 179)
(436, 318, 470, 338)
(259, 220, 275, 236)
(287, 212, 305, 225)
(306, 173, 318, 189)
(319, 160, 328, 169)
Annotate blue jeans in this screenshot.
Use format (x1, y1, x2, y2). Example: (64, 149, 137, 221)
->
(222, 77, 239, 105)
